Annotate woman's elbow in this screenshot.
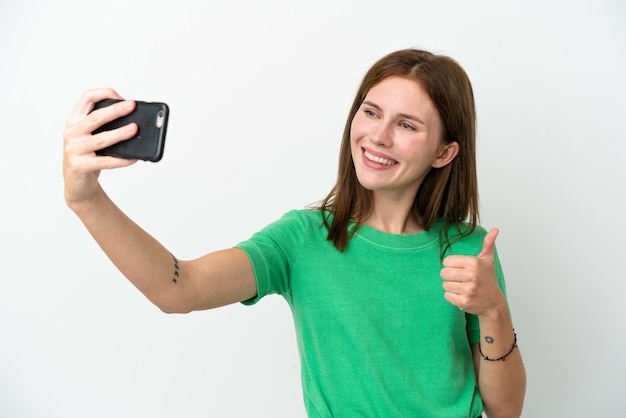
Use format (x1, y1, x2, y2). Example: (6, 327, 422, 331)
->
(484, 401, 525, 418)
(158, 304, 193, 314)
(151, 296, 194, 314)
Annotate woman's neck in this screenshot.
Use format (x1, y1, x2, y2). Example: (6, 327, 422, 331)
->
(362, 191, 423, 234)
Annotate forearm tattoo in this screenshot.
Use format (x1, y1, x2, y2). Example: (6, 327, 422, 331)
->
(171, 255, 180, 284)
(484, 336, 495, 344)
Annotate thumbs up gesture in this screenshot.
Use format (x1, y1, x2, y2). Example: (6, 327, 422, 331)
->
(440, 228, 506, 317)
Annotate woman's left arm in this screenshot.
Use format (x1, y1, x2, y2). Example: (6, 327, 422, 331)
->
(441, 229, 526, 418)
(471, 308, 526, 418)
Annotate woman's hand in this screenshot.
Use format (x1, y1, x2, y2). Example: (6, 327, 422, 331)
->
(442, 229, 526, 417)
(440, 228, 507, 318)
(63, 88, 138, 207)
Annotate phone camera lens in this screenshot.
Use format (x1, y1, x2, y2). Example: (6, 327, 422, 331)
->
(156, 110, 165, 128)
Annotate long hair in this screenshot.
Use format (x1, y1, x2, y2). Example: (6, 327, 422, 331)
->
(318, 48, 479, 256)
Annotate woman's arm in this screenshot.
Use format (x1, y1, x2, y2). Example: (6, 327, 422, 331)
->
(64, 89, 257, 313)
(471, 307, 526, 418)
(440, 229, 526, 418)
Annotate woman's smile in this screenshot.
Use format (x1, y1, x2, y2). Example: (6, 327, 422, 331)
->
(362, 147, 398, 167)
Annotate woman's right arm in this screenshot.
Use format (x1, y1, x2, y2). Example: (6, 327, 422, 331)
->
(63, 89, 258, 313)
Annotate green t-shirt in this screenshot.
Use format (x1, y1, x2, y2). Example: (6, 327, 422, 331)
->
(236, 209, 506, 417)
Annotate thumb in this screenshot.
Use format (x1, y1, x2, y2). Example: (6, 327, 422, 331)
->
(478, 228, 499, 262)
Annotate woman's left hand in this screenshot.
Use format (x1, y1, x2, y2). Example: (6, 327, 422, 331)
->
(440, 228, 507, 317)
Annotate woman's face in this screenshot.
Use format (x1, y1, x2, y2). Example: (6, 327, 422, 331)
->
(350, 76, 457, 200)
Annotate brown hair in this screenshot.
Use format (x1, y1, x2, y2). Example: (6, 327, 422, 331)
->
(318, 48, 479, 256)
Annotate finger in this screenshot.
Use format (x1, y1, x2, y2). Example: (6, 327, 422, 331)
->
(442, 292, 466, 310)
(66, 152, 138, 175)
(440, 264, 475, 283)
(66, 122, 138, 156)
(86, 155, 138, 171)
(64, 137, 138, 173)
(91, 122, 139, 154)
(66, 88, 125, 126)
(441, 279, 466, 295)
(477, 228, 499, 261)
(442, 254, 474, 268)
(81, 99, 137, 134)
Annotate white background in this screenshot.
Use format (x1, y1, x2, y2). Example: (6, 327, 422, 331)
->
(1, 0, 625, 417)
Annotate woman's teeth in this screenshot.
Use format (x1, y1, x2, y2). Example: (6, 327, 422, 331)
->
(364, 150, 396, 166)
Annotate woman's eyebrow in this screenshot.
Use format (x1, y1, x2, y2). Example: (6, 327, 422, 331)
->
(362, 100, 426, 125)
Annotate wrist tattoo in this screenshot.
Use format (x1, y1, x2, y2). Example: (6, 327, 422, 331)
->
(171, 255, 180, 284)
(484, 336, 494, 344)
(479, 330, 518, 362)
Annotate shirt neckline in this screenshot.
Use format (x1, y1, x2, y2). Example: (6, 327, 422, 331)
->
(351, 220, 443, 251)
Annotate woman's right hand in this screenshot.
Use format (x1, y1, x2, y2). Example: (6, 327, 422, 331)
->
(63, 88, 138, 208)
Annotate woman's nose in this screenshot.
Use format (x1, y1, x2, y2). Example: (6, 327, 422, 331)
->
(369, 122, 392, 146)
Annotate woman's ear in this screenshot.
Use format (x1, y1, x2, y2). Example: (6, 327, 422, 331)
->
(432, 141, 460, 168)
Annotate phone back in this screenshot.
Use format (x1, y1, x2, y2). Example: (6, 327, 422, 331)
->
(93, 99, 169, 162)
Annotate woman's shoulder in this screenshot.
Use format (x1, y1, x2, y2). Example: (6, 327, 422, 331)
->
(279, 208, 329, 232)
(262, 208, 327, 234)
(277, 208, 323, 223)
(440, 219, 488, 256)
(239, 209, 326, 250)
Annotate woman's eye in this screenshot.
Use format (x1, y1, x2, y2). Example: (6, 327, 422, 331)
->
(364, 109, 377, 117)
(400, 122, 416, 131)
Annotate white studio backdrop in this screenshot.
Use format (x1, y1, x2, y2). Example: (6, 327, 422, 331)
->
(1, 0, 625, 416)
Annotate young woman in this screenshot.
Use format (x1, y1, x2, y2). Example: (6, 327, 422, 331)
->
(63, 48, 526, 417)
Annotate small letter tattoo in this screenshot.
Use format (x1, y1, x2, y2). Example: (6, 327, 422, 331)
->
(171, 255, 180, 284)
(484, 336, 495, 344)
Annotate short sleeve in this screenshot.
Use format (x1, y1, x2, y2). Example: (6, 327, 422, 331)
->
(235, 210, 309, 305)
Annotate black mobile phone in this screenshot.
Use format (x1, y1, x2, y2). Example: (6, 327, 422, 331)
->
(92, 99, 169, 162)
